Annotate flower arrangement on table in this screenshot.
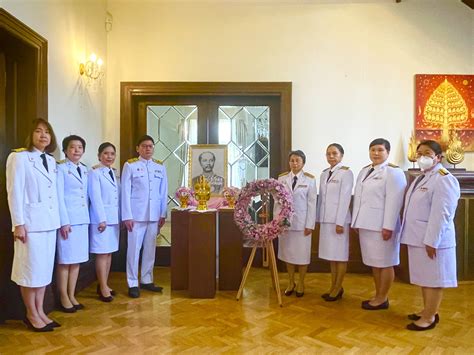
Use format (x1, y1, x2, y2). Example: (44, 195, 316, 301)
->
(233, 179, 293, 243)
(175, 187, 195, 209)
(222, 186, 240, 208)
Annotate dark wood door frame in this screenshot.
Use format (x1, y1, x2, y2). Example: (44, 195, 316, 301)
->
(120, 82, 292, 171)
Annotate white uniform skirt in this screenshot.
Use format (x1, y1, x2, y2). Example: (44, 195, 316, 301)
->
(278, 230, 312, 265)
(56, 223, 89, 264)
(11, 230, 56, 287)
(359, 229, 399, 268)
(408, 246, 457, 288)
(89, 224, 119, 254)
(319, 223, 349, 262)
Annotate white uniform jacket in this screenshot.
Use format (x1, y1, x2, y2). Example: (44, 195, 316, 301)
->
(121, 157, 168, 222)
(352, 161, 407, 232)
(88, 164, 120, 225)
(316, 163, 354, 226)
(275, 171, 317, 231)
(6, 149, 60, 232)
(400, 164, 460, 249)
(57, 159, 90, 226)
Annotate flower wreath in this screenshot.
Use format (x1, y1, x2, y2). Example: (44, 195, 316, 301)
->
(234, 178, 293, 242)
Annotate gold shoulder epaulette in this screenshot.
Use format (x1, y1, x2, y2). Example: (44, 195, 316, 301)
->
(304, 172, 315, 179)
(363, 164, 372, 168)
(152, 158, 163, 165)
(57, 159, 66, 164)
(12, 148, 27, 153)
(341, 166, 350, 170)
(127, 157, 139, 164)
(278, 171, 290, 177)
(92, 164, 101, 170)
(438, 168, 449, 176)
(388, 163, 400, 168)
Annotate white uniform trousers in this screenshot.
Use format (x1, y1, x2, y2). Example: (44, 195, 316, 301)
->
(11, 230, 56, 287)
(126, 221, 158, 287)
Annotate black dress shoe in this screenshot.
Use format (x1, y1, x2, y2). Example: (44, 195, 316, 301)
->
(73, 303, 85, 310)
(140, 283, 163, 292)
(408, 313, 440, 323)
(321, 293, 330, 300)
(99, 291, 114, 303)
(23, 318, 54, 332)
(128, 287, 140, 298)
(406, 320, 437, 331)
(284, 283, 296, 297)
(47, 320, 61, 328)
(325, 288, 344, 302)
(59, 304, 77, 313)
(97, 284, 116, 296)
(295, 290, 304, 298)
(361, 299, 389, 310)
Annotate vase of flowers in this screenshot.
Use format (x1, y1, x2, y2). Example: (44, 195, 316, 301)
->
(222, 186, 240, 208)
(175, 187, 194, 209)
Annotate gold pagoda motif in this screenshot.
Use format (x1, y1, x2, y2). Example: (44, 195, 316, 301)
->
(194, 175, 211, 211)
(446, 130, 465, 167)
(423, 78, 468, 148)
(407, 131, 418, 164)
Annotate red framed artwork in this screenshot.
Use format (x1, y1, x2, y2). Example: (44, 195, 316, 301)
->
(415, 74, 474, 151)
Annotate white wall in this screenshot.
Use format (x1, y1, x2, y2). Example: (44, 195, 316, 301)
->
(106, 0, 474, 175)
(1, 0, 108, 166)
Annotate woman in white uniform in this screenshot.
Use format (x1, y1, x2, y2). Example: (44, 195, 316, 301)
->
(276, 150, 317, 297)
(6, 118, 61, 331)
(352, 138, 406, 310)
(56, 135, 90, 312)
(317, 143, 353, 301)
(401, 140, 460, 331)
(89, 142, 120, 302)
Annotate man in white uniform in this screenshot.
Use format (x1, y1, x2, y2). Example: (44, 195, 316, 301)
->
(122, 135, 168, 298)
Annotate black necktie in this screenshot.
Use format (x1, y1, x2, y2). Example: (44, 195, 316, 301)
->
(77, 166, 82, 178)
(40, 153, 48, 172)
(363, 167, 374, 182)
(327, 170, 333, 182)
(109, 169, 115, 181)
(413, 174, 425, 190)
(292, 176, 297, 190)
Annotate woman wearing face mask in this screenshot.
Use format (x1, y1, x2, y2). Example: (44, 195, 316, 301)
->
(89, 142, 120, 302)
(316, 143, 353, 301)
(275, 150, 317, 297)
(56, 135, 90, 312)
(401, 140, 460, 331)
(352, 138, 407, 310)
(6, 118, 61, 331)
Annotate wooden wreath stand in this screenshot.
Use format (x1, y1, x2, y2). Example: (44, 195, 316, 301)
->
(236, 195, 283, 307)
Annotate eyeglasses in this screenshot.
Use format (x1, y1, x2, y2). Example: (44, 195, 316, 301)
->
(139, 144, 155, 149)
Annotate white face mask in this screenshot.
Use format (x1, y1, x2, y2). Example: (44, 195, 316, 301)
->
(417, 155, 435, 170)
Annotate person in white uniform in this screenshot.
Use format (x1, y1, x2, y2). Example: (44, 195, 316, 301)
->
(89, 142, 120, 302)
(316, 143, 353, 302)
(56, 135, 90, 312)
(401, 140, 460, 331)
(122, 135, 168, 298)
(352, 138, 406, 310)
(276, 150, 317, 298)
(6, 118, 61, 332)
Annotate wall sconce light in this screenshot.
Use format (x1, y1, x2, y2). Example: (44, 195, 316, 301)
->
(79, 53, 104, 80)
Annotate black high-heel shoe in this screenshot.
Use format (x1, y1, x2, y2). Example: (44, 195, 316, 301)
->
(97, 284, 116, 296)
(284, 283, 296, 296)
(407, 313, 440, 323)
(47, 320, 61, 328)
(406, 319, 437, 331)
(23, 318, 54, 332)
(325, 288, 344, 302)
(59, 304, 76, 313)
(73, 303, 85, 311)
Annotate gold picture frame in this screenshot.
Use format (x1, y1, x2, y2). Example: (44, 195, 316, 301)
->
(189, 144, 228, 196)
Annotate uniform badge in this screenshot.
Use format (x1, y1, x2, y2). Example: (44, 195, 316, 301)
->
(419, 187, 428, 192)
(297, 184, 308, 188)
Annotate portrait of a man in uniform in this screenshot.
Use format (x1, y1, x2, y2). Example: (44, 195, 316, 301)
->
(189, 145, 227, 195)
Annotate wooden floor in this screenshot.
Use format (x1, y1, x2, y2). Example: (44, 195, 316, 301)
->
(1, 267, 473, 354)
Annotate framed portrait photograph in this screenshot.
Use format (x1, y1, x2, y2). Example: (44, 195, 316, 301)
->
(189, 144, 228, 196)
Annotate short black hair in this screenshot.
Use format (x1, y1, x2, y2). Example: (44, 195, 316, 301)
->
(136, 135, 155, 146)
(198, 151, 216, 162)
(98, 142, 116, 155)
(369, 138, 390, 152)
(327, 143, 344, 155)
(62, 135, 86, 154)
(417, 140, 442, 156)
(288, 150, 306, 164)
